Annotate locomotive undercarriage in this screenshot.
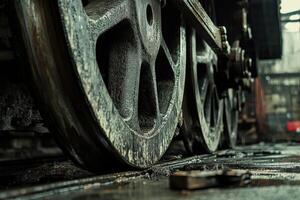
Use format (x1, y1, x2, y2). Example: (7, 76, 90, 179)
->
(0, 0, 256, 172)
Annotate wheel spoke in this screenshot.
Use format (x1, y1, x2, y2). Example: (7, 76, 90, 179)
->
(197, 55, 211, 65)
(210, 95, 215, 126)
(196, 42, 217, 66)
(106, 38, 141, 129)
(204, 84, 213, 124)
(85, 0, 130, 41)
(150, 62, 161, 122)
(137, 62, 161, 132)
(226, 100, 232, 130)
(200, 78, 209, 102)
(228, 89, 235, 110)
(161, 37, 176, 72)
(212, 87, 219, 126)
(223, 89, 239, 147)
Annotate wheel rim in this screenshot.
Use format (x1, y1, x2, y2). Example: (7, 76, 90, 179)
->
(182, 29, 223, 153)
(56, 0, 186, 167)
(224, 88, 239, 147)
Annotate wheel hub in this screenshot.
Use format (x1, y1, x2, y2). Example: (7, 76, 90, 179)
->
(135, 1, 161, 58)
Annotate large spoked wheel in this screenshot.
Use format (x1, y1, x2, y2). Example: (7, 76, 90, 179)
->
(222, 88, 239, 148)
(182, 29, 223, 154)
(15, 0, 186, 171)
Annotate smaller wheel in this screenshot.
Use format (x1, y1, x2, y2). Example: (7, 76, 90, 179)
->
(182, 28, 223, 154)
(222, 88, 239, 148)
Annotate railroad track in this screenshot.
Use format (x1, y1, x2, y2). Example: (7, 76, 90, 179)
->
(0, 143, 299, 200)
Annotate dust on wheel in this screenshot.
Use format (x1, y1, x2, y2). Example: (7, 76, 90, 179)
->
(14, 0, 186, 171)
(182, 28, 223, 154)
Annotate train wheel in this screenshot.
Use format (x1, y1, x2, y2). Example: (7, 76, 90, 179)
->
(222, 88, 239, 148)
(182, 29, 223, 154)
(15, 0, 186, 171)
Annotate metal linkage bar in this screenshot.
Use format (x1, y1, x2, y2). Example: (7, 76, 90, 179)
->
(172, 0, 230, 54)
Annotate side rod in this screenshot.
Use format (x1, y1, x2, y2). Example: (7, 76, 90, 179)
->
(172, 0, 230, 54)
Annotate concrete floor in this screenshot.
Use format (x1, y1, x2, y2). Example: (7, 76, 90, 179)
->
(2, 143, 300, 199)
